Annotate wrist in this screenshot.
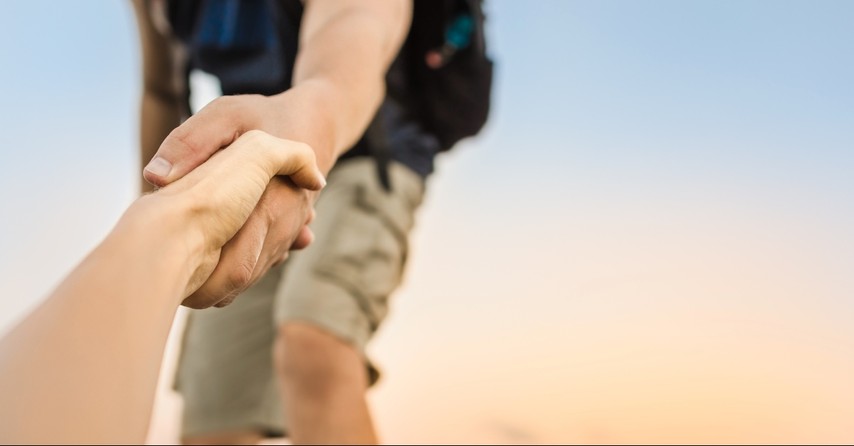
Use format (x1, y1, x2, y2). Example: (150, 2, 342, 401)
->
(271, 80, 343, 173)
(111, 194, 207, 303)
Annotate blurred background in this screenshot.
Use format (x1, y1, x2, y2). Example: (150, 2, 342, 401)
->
(1, 0, 853, 443)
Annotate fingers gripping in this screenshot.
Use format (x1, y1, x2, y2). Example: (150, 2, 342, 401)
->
(236, 130, 326, 191)
(143, 104, 244, 187)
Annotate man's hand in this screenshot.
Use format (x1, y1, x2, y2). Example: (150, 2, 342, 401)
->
(139, 0, 412, 307)
(143, 94, 331, 307)
(150, 130, 326, 308)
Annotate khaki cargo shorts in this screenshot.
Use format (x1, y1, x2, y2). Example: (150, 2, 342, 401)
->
(174, 158, 424, 438)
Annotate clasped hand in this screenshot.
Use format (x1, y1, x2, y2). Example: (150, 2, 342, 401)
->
(142, 129, 325, 308)
(143, 94, 330, 308)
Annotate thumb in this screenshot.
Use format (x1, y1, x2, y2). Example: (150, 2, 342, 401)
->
(143, 99, 248, 188)
(273, 141, 327, 192)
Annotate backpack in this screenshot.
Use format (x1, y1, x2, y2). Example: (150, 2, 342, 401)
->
(404, 0, 493, 151)
(365, 0, 493, 189)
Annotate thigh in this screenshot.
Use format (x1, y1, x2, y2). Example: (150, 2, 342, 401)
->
(175, 267, 286, 438)
(273, 158, 425, 381)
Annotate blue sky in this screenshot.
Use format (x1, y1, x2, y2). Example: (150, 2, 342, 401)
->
(1, 1, 853, 442)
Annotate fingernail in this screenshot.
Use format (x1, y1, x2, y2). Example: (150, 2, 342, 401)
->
(320, 175, 327, 188)
(145, 157, 172, 178)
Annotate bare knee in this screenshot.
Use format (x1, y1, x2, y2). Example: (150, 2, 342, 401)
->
(273, 323, 368, 396)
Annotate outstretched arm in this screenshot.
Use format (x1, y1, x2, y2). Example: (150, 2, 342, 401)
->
(0, 131, 324, 444)
(135, 0, 413, 306)
(143, 0, 412, 180)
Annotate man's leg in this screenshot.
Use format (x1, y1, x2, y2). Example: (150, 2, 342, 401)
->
(274, 323, 377, 444)
(271, 158, 425, 444)
(175, 269, 286, 445)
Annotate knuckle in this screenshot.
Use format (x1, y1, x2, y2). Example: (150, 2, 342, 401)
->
(295, 141, 313, 156)
(290, 141, 315, 164)
(226, 260, 255, 292)
(165, 128, 203, 158)
(241, 128, 268, 144)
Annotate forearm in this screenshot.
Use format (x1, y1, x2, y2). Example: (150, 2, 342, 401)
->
(0, 197, 201, 444)
(274, 0, 411, 172)
(0, 127, 325, 443)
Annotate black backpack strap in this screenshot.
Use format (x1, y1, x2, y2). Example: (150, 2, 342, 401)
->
(365, 110, 393, 192)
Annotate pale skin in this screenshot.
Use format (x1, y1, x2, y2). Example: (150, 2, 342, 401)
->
(0, 131, 326, 444)
(134, 0, 413, 443)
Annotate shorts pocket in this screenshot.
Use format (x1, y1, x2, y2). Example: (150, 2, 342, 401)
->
(313, 183, 415, 329)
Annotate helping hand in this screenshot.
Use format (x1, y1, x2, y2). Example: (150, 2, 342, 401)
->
(150, 128, 325, 308)
(143, 95, 327, 308)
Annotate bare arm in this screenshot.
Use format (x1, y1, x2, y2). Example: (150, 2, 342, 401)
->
(0, 132, 324, 444)
(143, 0, 411, 179)
(135, 0, 413, 306)
(289, 0, 413, 170)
